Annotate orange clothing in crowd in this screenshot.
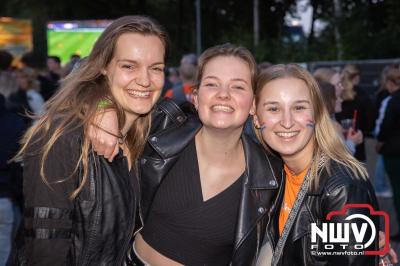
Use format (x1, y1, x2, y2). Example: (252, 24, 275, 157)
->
(164, 83, 194, 103)
(278, 164, 308, 235)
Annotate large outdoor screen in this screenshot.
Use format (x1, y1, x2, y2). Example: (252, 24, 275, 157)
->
(0, 17, 33, 60)
(47, 20, 112, 64)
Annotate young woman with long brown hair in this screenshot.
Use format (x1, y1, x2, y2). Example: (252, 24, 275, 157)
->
(13, 15, 168, 265)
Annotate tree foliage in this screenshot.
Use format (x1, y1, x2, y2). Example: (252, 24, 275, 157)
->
(2, 0, 400, 65)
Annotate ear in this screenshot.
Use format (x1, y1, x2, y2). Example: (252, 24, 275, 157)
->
(101, 69, 107, 75)
(193, 89, 199, 110)
(249, 99, 256, 116)
(253, 113, 261, 129)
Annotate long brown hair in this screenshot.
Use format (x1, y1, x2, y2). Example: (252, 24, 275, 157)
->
(255, 64, 367, 189)
(16, 15, 169, 199)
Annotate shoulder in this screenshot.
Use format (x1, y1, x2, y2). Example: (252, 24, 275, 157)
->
(319, 160, 374, 201)
(147, 99, 201, 158)
(26, 118, 83, 159)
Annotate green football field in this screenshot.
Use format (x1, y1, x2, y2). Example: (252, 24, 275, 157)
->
(47, 30, 102, 64)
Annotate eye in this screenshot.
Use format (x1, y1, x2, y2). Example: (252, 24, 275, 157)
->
(267, 106, 278, 112)
(121, 64, 135, 70)
(204, 83, 217, 87)
(294, 105, 307, 111)
(232, 85, 245, 90)
(151, 66, 164, 73)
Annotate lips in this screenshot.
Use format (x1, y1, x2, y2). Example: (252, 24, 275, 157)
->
(126, 89, 151, 98)
(275, 131, 300, 138)
(211, 104, 234, 113)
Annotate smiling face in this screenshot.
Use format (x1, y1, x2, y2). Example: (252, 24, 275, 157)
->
(104, 33, 165, 122)
(254, 77, 315, 163)
(194, 56, 255, 131)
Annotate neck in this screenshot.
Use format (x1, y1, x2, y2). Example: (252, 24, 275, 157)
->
(195, 126, 243, 164)
(121, 113, 138, 136)
(282, 140, 314, 175)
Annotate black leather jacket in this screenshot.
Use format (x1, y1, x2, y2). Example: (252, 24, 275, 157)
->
(268, 160, 380, 266)
(135, 100, 281, 266)
(14, 125, 140, 266)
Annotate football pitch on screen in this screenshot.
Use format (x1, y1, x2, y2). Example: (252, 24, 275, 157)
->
(47, 31, 101, 64)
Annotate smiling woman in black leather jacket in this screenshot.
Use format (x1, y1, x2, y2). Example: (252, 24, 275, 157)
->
(13, 16, 169, 266)
(253, 64, 379, 266)
(90, 44, 281, 266)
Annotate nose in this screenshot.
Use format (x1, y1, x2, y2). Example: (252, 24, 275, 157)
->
(216, 84, 230, 99)
(280, 109, 294, 129)
(135, 68, 151, 88)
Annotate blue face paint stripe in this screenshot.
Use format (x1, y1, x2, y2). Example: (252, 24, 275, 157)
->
(306, 123, 315, 128)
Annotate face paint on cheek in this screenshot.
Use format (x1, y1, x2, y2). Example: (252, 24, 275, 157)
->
(259, 124, 266, 133)
(306, 119, 315, 129)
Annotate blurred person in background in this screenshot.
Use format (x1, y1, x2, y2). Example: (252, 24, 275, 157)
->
(318, 80, 363, 155)
(164, 54, 197, 105)
(39, 55, 62, 100)
(0, 93, 25, 265)
(7, 67, 45, 126)
(377, 67, 400, 240)
(336, 64, 374, 162)
(372, 65, 396, 198)
(167, 67, 180, 86)
(0, 50, 18, 100)
(61, 54, 81, 78)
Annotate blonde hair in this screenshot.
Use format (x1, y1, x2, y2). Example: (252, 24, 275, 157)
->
(255, 64, 367, 189)
(16, 15, 169, 199)
(313, 67, 337, 84)
(341, 64, 360, 101)
(385, 67, 400, 86)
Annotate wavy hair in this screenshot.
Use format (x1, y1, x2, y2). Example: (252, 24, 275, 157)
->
(255, 64, 367, 189)
(16, 15, 169, 199)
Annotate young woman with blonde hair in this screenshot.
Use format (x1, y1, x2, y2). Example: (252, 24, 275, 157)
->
(336, 64, 374, 161)
(13, 15, 169, 265)
(253, 64, 379, 265)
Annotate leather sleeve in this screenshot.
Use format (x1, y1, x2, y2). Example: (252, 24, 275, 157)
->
(320, 182, 379, 266)
(18, 130, 81, 266)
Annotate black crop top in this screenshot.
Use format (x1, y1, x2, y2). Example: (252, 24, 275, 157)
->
(141, 139, 243, 266)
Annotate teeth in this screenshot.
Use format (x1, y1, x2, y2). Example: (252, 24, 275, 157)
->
(276, 132, 299, 138)
(127, 90, 150, 97)
(212, 105, 234, 112)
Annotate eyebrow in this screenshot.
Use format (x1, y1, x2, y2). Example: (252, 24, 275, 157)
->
(116, 59, 164, 66)
(262, 100, 311, 106)
(203, 76, 249, 84)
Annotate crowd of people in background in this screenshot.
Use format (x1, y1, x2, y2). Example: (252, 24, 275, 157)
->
(0, 33, 399, 264)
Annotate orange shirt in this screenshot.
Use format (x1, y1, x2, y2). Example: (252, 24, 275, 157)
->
(278, 164, 308, 235)
(164, 84, 194, 103)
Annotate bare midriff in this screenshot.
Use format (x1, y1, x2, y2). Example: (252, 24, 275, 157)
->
(134, 234, 184, 266)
